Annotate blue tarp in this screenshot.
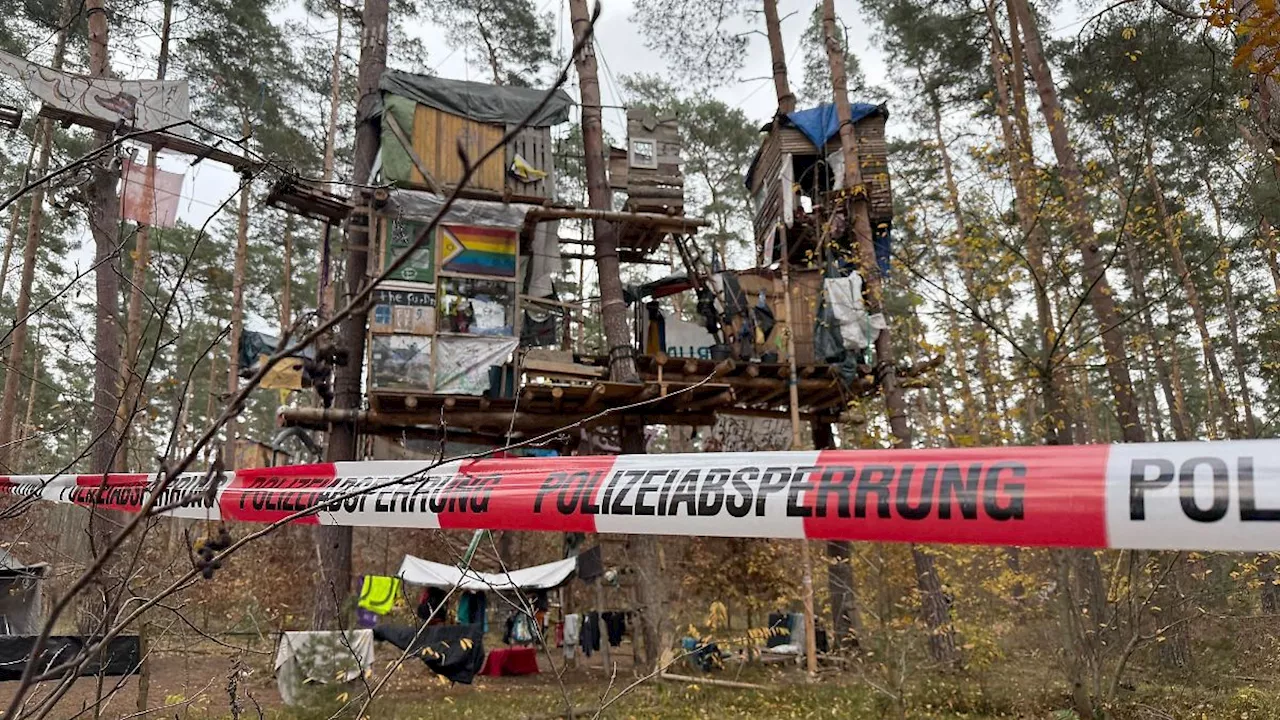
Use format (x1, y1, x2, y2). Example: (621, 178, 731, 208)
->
(744, 102, 886, 190)
(785, 103, 883, 149)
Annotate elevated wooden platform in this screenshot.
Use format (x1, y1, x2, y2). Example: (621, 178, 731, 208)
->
(266, 176, 353, 222)
(39, 106, 260, 172)
(279, 354, 939, 439)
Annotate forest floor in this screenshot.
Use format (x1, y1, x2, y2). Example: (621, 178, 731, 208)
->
(4, 641, 1280, 720)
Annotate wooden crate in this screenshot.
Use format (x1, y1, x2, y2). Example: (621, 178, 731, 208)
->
(506, 124, 554, 199)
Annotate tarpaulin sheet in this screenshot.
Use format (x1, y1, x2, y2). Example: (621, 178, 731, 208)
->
(274, 630, 373, 705)
(8, 440, 1280, 550)
(380, 71, 572, 128)
(374, 623, 484, 684)
(0, 635, 140, 681)
(785, 102, 884, 150)
(398, 555, 576, 591)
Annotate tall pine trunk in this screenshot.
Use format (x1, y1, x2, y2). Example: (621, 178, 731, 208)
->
(313, 0, 388, 630)
(569, 0, 666, 669)
(1204, 177, 1258, 437)
(0, 0, 72, 470)
(823, 0, 958, 667)
(224, 138, 251, 464)
(927, 89, 997, 439)
(119, 0, 174, 466)
(1010, 0, 1144, 444)
(763, 0, 795, 115)
(987, 0, 1065, 444)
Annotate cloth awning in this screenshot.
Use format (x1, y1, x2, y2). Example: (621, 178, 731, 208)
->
(397, 555, 576, 592)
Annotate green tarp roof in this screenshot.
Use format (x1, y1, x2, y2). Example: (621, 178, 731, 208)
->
(380, 71, 573, 128)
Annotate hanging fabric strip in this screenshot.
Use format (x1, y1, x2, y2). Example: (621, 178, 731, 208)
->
(3, 440, 1280, 550)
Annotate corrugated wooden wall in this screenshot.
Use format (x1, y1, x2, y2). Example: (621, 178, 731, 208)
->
(410, 105, 506, 193)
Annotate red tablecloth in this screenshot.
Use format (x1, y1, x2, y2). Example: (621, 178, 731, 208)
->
(480, 646, 540, 676)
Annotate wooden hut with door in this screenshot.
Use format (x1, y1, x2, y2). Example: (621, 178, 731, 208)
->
(378, 72, 573, 202)
(746, 103, 892, 263)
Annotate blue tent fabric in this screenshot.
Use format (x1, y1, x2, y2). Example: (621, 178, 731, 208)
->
(785, 103, 884, 150)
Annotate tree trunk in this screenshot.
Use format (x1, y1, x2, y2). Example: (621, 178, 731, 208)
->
(1010, 0, 1144, 444)
(813, 420, 860, 649)
(927, 88, 997, 439)
(19, 326, 41, 468)
(987, 0, 1064, 444)
(763, 0, 795, 115)
(1144, 161, 1236, 437)
(0, 139, 34, 304)
(0, 2, 72, 470)
(823, 0, 958, 667)
(86, 0, 124, 476)
(571, 0, 638, 386)
(313, 0, 388, 631)
(224, 135, 251, 466)
(118, 0, 174, 467)
(78, 0, 129, 639)
(570, 0, 663, 668)
(1118, 213, 1189, 441)
(1204, 176, 1257, 437)
(281, 216, 294, 334)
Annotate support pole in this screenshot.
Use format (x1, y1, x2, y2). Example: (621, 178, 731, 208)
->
(779, 222, 818, 680)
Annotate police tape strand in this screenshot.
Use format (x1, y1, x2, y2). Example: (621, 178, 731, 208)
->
(2, 439, 1278, 550)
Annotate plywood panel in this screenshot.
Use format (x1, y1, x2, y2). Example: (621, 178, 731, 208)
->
(409, 105, 505, 193)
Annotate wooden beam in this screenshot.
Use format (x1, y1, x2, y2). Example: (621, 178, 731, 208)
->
(582, 383, 607, 412)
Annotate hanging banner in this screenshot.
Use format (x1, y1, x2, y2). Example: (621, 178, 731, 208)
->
(708, 413, 792, 452)
(4, 440, 1280, 550)
(121, 157, 184, 228)
(0, 50, 190, 134)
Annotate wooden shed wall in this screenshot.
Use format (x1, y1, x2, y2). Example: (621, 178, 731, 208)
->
(505, 125, 554, 199)
(409, 105, 506, 193)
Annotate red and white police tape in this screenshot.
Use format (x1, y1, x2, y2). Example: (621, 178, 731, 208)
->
(2, 440, 1279, 550)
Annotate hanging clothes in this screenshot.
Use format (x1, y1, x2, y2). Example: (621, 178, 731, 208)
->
(601, 611, 626, 647)
(822, 273, 873, 352)
(418, 587, 447, 624)
(357, 575, 401, 615)
(644, 301, 667, 355)
(562, 614, 581, 660)
(580, 612, 601, 657)
(457, 591, 488, 631)
(576, 545, 604, 581)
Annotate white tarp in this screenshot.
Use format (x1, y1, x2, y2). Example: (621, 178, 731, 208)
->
(434, 336, 518, 395)
(0, 50, 190, 134)
(823, 273, 885, 353)
(398, 555, 576, 592)
(274, 629, 374, 706)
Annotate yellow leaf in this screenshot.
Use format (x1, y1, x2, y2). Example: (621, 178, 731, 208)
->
(1122, 26, 1136, 39)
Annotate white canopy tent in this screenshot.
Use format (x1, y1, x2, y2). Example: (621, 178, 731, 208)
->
(397, 555, 576, 592)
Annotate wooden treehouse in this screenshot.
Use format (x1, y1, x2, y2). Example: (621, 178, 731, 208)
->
(746, 103, 893, 266)
(274, 75, 932, 454)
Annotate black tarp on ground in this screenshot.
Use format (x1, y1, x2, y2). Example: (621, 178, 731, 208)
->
(0, 636, 140, 681)
(373, 624, 484, 685)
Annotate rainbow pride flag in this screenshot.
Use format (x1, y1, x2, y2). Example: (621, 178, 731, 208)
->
(438, 224, 518, 278)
